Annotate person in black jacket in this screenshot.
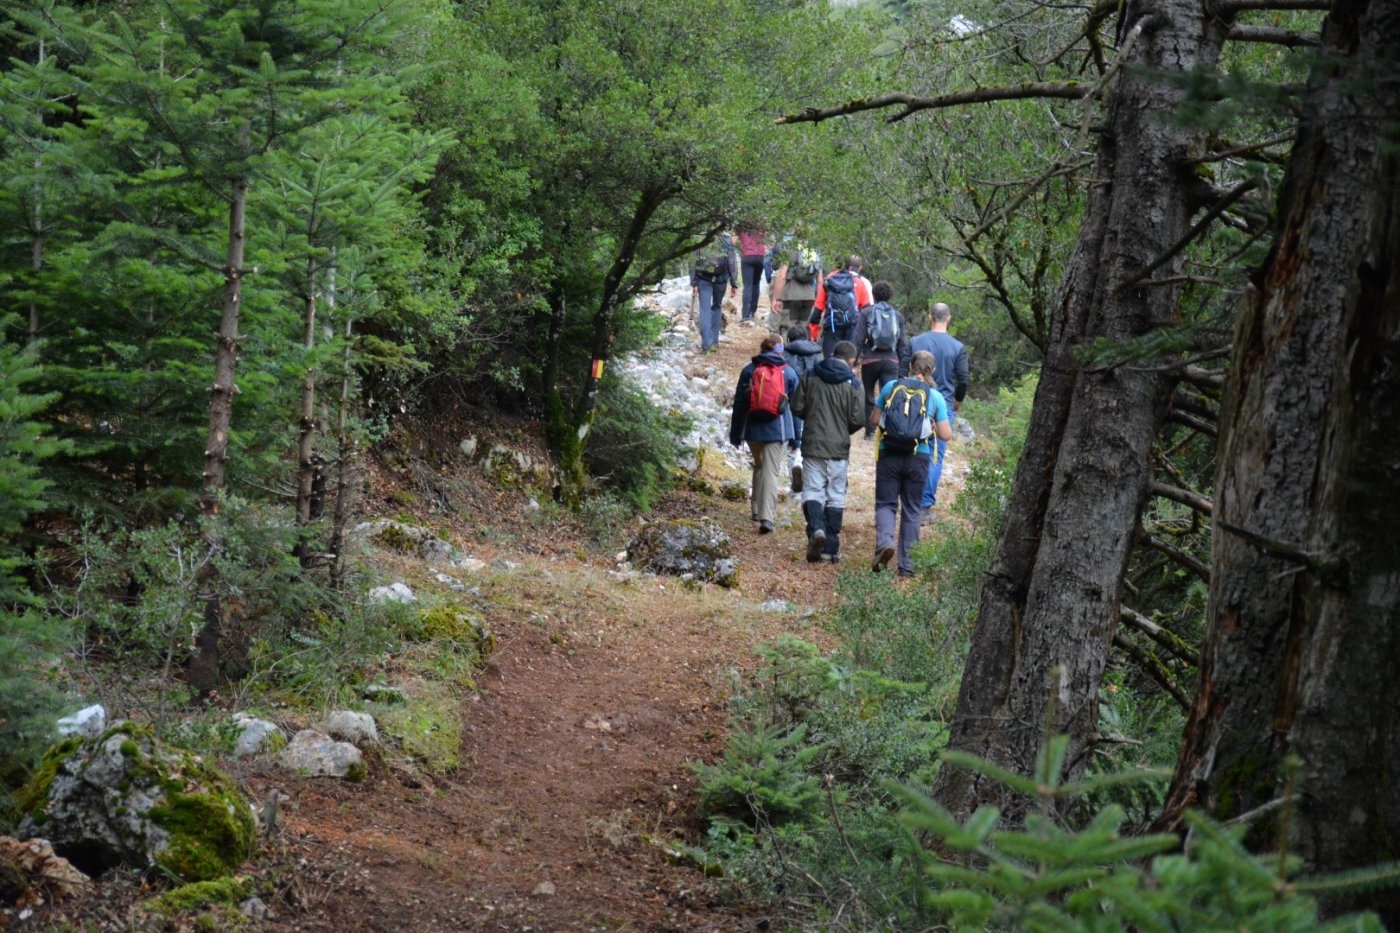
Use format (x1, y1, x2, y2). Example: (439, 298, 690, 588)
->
(789, 340, 865, 562)
(850, 281, 912, 440)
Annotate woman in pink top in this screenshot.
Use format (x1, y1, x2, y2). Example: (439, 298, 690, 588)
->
(736, 225, 768, 326)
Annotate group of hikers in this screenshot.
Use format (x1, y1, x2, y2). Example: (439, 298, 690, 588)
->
(695, 228, 970, 578)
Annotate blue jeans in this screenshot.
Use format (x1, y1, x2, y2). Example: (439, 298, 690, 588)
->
(920, 409, 954, 508)
(697, 277, 726, 350)
(740, 256, 765, 322)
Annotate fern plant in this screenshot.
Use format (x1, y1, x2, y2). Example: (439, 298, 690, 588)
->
(897, 736, 1399, 931)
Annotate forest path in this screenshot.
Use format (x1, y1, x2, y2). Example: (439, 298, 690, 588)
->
(248, 293, 963, 931)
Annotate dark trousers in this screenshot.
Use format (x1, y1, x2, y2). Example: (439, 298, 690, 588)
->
(821, 324, 855, 359)
(874, 451, 932, 574)
(861, 358, 899, 431)
(740, 256, 765, 322)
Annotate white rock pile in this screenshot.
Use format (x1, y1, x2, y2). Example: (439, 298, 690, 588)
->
(620, 275, 744, 470)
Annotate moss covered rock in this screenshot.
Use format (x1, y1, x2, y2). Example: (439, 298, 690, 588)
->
(626, 518, 739, 588)
(16, 724, 255, 882)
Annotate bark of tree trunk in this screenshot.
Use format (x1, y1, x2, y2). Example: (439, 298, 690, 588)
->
(935, 1, 1230, 816)
(1161, 7, 1400, 922)
(190, 172, 248, 695)
(295, 257, 319, 567)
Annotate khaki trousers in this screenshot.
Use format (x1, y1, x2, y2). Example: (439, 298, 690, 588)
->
(748, 441, 786, 523)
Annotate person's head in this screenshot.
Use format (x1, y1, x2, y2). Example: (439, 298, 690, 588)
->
(872, 280, 893, 303)
(910, 350, 937, 381)
(930, 302, 952, 328)
(786, 325, 807, 345)
(761, 333, 782, 353)
(847, 255, 864, 272)
(833, 340, 858, 364)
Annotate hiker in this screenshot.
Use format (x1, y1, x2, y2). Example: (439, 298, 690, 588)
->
(691, 233, 738, 354)
(869, 350, 951, 577)
(910, 302, 969, 520)
(729, 333, 801, 535)
(813, 256, 873, 359)
(849, 280, 912, 439)
(783, 325, 824, 492)
(737, 225, 769, 326)
(790, 340, 865, 563)
(770, 240, 821, 334)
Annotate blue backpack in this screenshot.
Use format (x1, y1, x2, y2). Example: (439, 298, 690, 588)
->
(824, 271, 857, 331)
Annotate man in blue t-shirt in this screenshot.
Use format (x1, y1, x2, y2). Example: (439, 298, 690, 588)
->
(909, 302, 969, 519)
(869, 351, 951, 577)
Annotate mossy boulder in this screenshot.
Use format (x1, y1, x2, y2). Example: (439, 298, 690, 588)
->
(412, 605, 497, 656)
(627, 518, 739, 588)
(352, 519, 456, 565)
(16, 724, 255, 882)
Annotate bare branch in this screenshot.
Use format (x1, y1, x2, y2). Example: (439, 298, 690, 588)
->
(1115, 176, 1262, 296)
(1227, 25, 1322, 47)
(1188, 132, 1295, 165)
(1220, 0, 1327, 9)
(1112, 633, 1192, 710)
(1167, 409, 1219, 439)
(1121, 604, 1202, 665)
(1135, 527, 1210, 584)
(1215, 521, 1348, 583)
(776, 82, 1091, 127)
(1153, 481, 1213, 516)
(1182, 364, 1226, 391)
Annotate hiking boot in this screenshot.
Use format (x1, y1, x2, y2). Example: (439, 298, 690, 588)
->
(821, 553, 841, 564)
(872, 545, 895, 573)
(919, 506, 935, 526)
(806, 529, 827, 563)
(896, 568, 916, 580)
(758, 520, 774, 535)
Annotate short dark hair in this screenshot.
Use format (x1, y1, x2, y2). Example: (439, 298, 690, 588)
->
(760, 333, 782, 352)
(847, 255, 864, 270)
(786, 325, 807, 344)
(833, 340, 858, 361)
(872, 280, 893, 302)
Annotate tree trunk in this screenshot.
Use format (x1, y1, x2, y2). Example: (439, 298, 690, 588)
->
(935, 1, 1229, 816)
(1161, 8, 1399, 921)
(294, 257, 319, 566)
(190, 172, 248, 695)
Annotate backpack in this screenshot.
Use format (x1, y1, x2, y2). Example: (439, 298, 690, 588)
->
(824, 271, 857, 331)
(789, 260, 819, 284)
(747, 360, 788, 422)
(693, 244, 726, 279)
(867, 301, 900, 351)
(880, 378, 930, 453)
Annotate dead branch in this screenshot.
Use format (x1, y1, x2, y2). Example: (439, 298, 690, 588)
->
(1188, 132, 1295, 165)
(1115, 177, 1262, 296)
(1120, 604, 1202, 665)
(1215, 521, 1348, 583)
(1152, 481, 1213, 516)
(1219, 0, 1327, 9)
(1181, 364, 1226, 392)
(1112, 633, 1192, 710)
(776, 82, 1092, 127)
(1227, 25, 1322, 47)
(1135, 527, 1210, 584)
(1167, 409, 1219, 439)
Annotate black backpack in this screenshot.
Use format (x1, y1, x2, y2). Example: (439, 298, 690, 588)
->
(880, 378, 930, 453)
(824, 271, 857, 331)
(693, 242, 726, 280)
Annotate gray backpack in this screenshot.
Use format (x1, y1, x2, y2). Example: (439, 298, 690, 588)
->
(868, 302, 900, 351)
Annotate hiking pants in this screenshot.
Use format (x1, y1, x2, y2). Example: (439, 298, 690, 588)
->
(779, 299, 814, 334)
(697, 277, 726, 351)
(822, 324, 855, 359)
(748, 440, 787, 523)
(801, 457, 850, 510)
(875, 451, 931, 575)
(861, 358, 899, 432)
(740, 256, 765, 322)
(920, 410, 954, 508)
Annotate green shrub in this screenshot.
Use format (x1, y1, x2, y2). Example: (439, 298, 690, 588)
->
(584, 372, 691, 509)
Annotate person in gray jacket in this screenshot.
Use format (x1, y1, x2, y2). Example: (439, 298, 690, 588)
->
(789, 340, 866, 562)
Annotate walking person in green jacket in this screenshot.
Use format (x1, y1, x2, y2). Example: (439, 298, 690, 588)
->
(789, 340, 866, 563)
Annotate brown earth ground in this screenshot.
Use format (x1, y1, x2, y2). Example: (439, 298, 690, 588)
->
(24, 293, 967, 932)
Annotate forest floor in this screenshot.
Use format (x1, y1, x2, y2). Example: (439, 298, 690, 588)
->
(28, 297, 967, 932)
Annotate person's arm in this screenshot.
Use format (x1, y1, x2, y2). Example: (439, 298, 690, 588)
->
(855, 277, 873, 309)
(729, 371, 749, 446)
(954, 346, 969, 411)
(790, 374, 808, 419)
(771, 266, 787, 311)
(847, 383, 866, 433)
(868, 382, 888, 432)
(785, 369, 801, 447)
(896, 316, 912, 377)
(849, 308, 868, 360)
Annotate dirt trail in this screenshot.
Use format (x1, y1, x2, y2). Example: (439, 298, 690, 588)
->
(244, 305, 956, 931)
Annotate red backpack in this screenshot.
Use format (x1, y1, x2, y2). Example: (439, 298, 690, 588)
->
(747, 360, 788, 421)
